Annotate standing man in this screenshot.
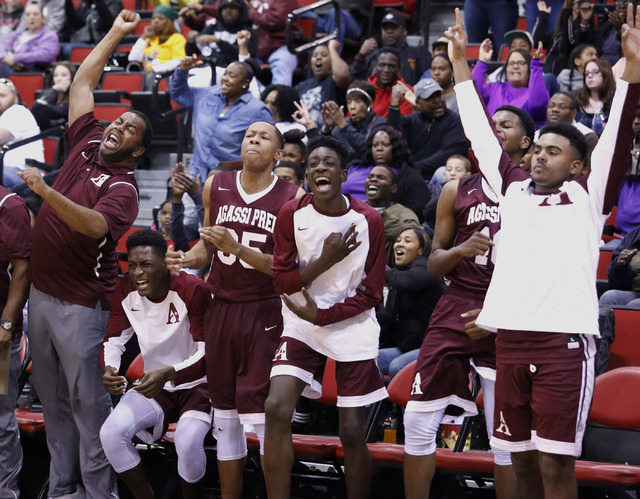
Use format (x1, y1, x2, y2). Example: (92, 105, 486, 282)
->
(448, 6, 640, 497)
(0, 185, 31, 497)
(166, 120, 303, 499)
(18, 10, 152, 498)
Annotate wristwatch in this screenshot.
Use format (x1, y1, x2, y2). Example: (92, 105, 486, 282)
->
(1, 320, 15, 332)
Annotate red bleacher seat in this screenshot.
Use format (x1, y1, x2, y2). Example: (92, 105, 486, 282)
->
(597, 248, 613, 281)
(516, 17, 528, 31)
(102, 72, 144, 94)
(94, 103, 131, 123)
(465, 44, 482, 61)
(134, 20, 152, 36)
(9, 73, 44, 108)
(590, 367, 640, 428)
(70, 47, 94, 64)
(607, 309, 640, 372)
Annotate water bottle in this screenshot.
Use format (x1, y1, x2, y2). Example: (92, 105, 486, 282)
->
(383, 413, 398, 444)
(592, 102, 605, 136)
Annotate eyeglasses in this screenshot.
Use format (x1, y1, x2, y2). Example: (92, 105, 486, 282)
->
(507, 60, 528, 67)
(585, 68, 601, 77)
(0, 78, 17, 92)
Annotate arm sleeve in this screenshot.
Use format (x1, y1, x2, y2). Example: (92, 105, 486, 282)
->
(350, 53, 369, 80)
(95, 182, 139, 242)
(471, 61, 491, 102)
(170, 68, 196, 109)
(315, 211, 385, 326)
(14, 29, 60, 64)
(271, 201, 304, 295)
(413, 114, 469, 179)
(385, 258, 435, 292)
(524, 59, 550, 123)
(102, 280, 134, 371)
(127, 37, 147, 63)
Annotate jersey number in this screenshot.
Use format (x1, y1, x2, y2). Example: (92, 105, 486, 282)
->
(474, 227, 499, 267)
(217, 229, 266, 269)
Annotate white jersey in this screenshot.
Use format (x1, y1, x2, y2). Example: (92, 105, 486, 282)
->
(103, 271, 211, 390)
(455, 78, 640, 335)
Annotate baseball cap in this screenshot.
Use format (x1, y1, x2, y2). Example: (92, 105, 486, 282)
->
(432, 36, 449, 50)
(503, 30, 534, 50)
(381, 11, 406, 28)
(414, 78, 443, 100)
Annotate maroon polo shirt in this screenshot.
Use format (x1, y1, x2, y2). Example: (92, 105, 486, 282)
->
(29, 113, 139, 311)
(0, 186, 32, 332)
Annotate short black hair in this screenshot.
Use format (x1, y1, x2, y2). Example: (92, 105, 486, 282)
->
(275, 161, 305, 182)
(306, 136, 349, 169)
(130, 110, 153, 150)
(538, 122, 589, 160)
(260, 84, 300, 123)
(401, 227, 431, 255)
(376, 46, 402, 70)
(126, 229, 168, 258)
(495, 104, 535, 149)
(250, 120, 284, 148)
(371, 164, 398, 185)
(550, 91, 577, 109)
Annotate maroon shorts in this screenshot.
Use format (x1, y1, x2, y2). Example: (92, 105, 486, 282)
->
(204, 298, 283, 422)
(155, 384, 212, 431)
(491, 349, 595, 457)
(407, 291, 496, 416)
(271, 337, 387, 407)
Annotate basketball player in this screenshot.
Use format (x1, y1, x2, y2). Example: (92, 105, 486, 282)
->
(165, 120, 304, 499)
(447, 6, 640, 497)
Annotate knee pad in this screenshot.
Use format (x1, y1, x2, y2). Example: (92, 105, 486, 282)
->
(253, 423, 265, 456)
(214, 410, 247, 461)
(175, 414, 211, 483)
(403, 409, 444, 456)
(491, 446, 512, 467)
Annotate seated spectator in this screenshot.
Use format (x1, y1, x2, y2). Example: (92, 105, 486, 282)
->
(368, 47, 414, 117)
(0, 3, 59, 77)
(128, 5, 186, 75)
(0, 0, 24, 45)
(261, 84, 305, 136)
(30, 61, 75, 131)
(599, 224, 640, 310)
(320, 80, 386, 160)
(387, 78, 469, 180)
(616, 104, 640, 236)
(295, 40, 351, 127)
(246, 0, 298, 85)
(171, 56, 272, 179)
(170, 162, 206, 253)
(180, 0, 257, 69)
(153, 200, 174, 247)
(281, 129, 307, 169)
(594, 0, 625, 66)
(365, 164, 420, 266)
(535, 91, 598, 160)
(60, 0, 122, 59)
(100, 230, 212, 498)
(377, 227, 445, 378)
(274, 160, 304, 188)
(473, 41, 549, 128)
(343, 125, 429, 220)
(0, 79, 44, 187)
(575, 58, 615, 136)
(428, 53, 457, 114)
(423, 155, 471, 233)
(351, 11, 431, 86)
(556, 43, 597, 92)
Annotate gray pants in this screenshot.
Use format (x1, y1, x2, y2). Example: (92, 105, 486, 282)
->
(29, 286, 117, 499)
(0, 337, 22, 498)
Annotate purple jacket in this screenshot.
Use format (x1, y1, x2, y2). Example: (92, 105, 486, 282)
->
(0, 26, 60, 69)
(472, 58, 549, 129)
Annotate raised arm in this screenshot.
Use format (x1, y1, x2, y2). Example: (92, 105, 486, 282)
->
(68, 10, 140, 126)
(329, 39, 352, 89)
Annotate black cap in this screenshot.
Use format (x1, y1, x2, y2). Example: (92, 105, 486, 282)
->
(381, 11, 406, 28)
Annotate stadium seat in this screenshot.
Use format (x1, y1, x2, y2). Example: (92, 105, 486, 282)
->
(465, 44, 482, 61)
(607, 307, 640, 371)
(70, 47, 94, 64)
(8, 73, 44, 108)
(94, 103, 131, 124)
(102, 72, 144, 94)
(597, 248, 613, 281)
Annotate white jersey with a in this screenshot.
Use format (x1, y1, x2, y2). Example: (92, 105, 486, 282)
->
(103, 271, 211, 390)
(455, 78, 640, 336)
(272, 194, 386, 361)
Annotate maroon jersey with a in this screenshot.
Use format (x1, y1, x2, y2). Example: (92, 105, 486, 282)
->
(206, 170, 299, 302)
(0, 186, 31, 332)
(448, 174, 500, 295)
(29, 113, 139, 310)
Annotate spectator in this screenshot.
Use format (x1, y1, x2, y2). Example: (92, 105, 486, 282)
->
(246, 0, 299, 85)
(526, 0, 564, 35)
(463, 0, 518, 46)
(575, 58, 615, 136)
(170, 161, 205, 253)
(30, 60, 75, 131)
(40, 0, 66, 37)
(261, 84, 304, 136)
(351, 11, 431, 86)
(128, 5, 186, 75)
(473, 42, 549, 128)
(274, 160, 304, 187)
(599, 224, 640, 310)
(615, 103, 640, 235)
(17, 11, 152, 498)
(320, 80, 386, 160)
(295, 40, 351, 128)
(180, 0, 257, 68)
(153, 199, 173, 246)
(429, 53, 457, 114)
(282, 129, 307, 169)
(423, 154, 471, 232)
(364, 164, 420, 266)
(387, 78, 469, 180)
(0, 3, 59, 76)
(343, 125, 429, 220)
(595, 0, 625, 66)
(171, 56, 272, 178)
(60, 0, 122, 58)
(0, 79, 44, 187)
(0, 184, 31, 498)
(0, 0, 24, 44)
(368, 47, 414, 117)
(556, 43, 597, 92)
(431, 36, 449, 57)
(377, 227, 445, 378)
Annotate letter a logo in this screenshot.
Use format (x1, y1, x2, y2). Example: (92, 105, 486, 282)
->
(166, 303, 180, 325)
(410, 372, 423, 396)
(273, 342, 288, 362)
(495, 411, 512, 436)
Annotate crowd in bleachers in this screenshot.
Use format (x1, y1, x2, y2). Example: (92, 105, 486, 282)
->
(2, 0, 640, 496)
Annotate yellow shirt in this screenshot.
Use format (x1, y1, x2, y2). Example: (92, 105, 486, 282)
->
(142, 32, 186, 70)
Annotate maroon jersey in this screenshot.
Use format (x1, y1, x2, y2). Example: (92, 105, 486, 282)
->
(206, 170, 299, 302)
(0, 186, 31, 332)
(448, 174, 500, 295)
(28, 113, 139, 310)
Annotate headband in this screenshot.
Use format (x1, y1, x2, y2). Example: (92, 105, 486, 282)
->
(347, 87, 372, 103)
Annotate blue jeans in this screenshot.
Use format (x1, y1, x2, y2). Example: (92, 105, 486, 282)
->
(599, 289, 640, 308)
(266, 45, 299, 86)
(464, 0, 518, 47)
(2, 166, 23, 188)
(378, 348, 420, 379)
(525, 0, 564, 35)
